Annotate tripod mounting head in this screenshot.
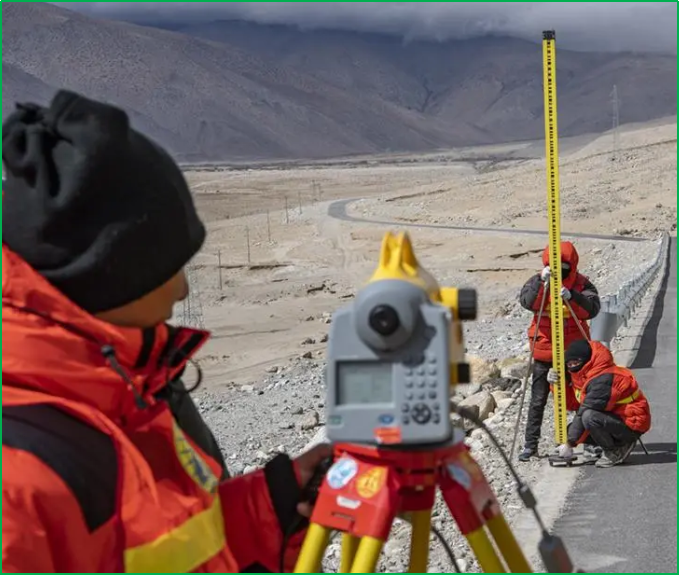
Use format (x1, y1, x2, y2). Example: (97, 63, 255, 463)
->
(326, 232, 477, 446)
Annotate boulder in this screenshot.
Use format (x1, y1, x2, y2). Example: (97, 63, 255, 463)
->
(497, 398, 515, 412)
(459, 391, 496, 422)
(454, 382, 482, 399)
(491, 390, 512, 405)
(500, 357, 528, 380)
(468, 356, 501, 385)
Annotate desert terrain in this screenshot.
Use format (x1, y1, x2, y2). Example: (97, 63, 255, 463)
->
(178, 119, 676, 389)
(181, 119, 675, 572)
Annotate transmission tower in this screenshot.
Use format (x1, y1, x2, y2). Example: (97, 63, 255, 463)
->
(611, 85, 621, 162)
(179, 266, 205, 330)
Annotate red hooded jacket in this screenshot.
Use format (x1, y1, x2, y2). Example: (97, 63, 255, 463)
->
(2, 246, 304, 573)
(566, 342, 652, 446)
(520, 242, 601, 362)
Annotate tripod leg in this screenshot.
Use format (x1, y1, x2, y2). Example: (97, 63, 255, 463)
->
(340, 534, 360, 573)
(638, 437, 650, 456)
(350, 537, 385, 573)
(467, 528, 507, 573)
(408, 510, 432, 573)
(294, 524, 331, 574)
(486, 514, 532, 573)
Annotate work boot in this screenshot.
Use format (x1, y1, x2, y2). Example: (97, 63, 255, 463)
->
(582, 444, 603, 464)
(595, 450, 619, 468)
(596, 441, 635, 468)
(618, 440, 637, 463)
(518, 447, 538, 462)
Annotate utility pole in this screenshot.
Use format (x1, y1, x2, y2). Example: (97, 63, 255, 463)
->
(611, 85, 621, 162)
(266, 210, 272, 243)
(217, 250, 223, 291)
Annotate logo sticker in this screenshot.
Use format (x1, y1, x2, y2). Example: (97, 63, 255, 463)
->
(447, 464, 472, 492)
(355, 466, 388, 499)
(172, 420, 219, 494)
(326, 457, 359, 490)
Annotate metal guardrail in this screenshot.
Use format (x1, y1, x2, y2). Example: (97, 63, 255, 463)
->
(590, 233, 670, 348)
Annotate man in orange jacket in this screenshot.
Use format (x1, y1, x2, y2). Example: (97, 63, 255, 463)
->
(2, 91, 331, 573)
(518, 242, 601, 461)
(551, 340, 652, 468)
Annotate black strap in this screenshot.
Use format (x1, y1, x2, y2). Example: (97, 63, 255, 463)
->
(264, 453, 303, 535)
(3, 403, 119, 532)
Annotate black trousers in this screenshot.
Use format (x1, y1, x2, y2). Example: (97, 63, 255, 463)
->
(524, 360, 552, 451)
(580, 409, 639, 451)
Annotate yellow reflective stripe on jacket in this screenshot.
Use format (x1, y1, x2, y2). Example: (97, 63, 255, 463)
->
(574, 388, 640, 405)
(616, 389, 641, 405)
(124, 496, 225, 573)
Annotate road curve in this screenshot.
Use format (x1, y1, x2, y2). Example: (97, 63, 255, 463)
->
(553, 238, 678, 574)
(328, 199, 648, 243)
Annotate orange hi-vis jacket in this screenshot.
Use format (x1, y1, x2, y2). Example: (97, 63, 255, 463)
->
(566, 341, 652, 446)
(2, 246, 304, 573)
(520, 242, 601, 363)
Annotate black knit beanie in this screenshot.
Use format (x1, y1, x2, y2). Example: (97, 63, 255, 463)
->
(2, 90, 206, 313)
(565, 340, 593, 372)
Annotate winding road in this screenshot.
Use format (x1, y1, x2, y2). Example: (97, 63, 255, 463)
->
(328, 199, 648, 243)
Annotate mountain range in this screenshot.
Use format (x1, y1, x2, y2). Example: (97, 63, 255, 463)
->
(3, 3, 677, 161)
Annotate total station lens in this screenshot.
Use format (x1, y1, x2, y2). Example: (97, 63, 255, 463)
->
(369, 305, 401, 336)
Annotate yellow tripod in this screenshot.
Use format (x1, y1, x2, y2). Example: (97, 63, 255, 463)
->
(294, 442, 533, 573)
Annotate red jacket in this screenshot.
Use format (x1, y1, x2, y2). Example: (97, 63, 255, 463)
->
(567, 342, 652, 446)
(520, 242, 601, 363)
(2, 246, 303, 573)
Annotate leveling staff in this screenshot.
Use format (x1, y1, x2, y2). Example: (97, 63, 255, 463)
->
(518, 242, 601, 461)
(2, 91, 331, 573)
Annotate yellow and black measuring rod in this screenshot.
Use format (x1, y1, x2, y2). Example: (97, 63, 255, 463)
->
(542, 30, 568, 446)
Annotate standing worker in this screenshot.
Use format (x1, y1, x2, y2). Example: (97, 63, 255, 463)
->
(2, 91, 331, 573)
(551, 340, 652, 468)
(517, 242, 601, 461)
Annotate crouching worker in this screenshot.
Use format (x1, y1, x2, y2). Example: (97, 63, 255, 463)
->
(551, 340, 652, 469)
(2, 91, 331, 573)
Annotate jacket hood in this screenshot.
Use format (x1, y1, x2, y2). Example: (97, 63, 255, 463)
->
(542, 241, 580, 287)
(573, 341, 615, 382)
(2, 245, 209, 423)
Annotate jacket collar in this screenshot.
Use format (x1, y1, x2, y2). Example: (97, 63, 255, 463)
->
(2, 245, 209, 423)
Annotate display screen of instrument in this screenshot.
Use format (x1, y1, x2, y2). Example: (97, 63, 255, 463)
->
(336, 362, 393, 405)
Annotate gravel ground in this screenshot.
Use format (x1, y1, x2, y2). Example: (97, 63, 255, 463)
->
(195, 235, 666, 573)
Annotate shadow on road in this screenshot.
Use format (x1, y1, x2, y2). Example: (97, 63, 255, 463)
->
(625, 441, 678, 466)
(630, 239, 673, 369)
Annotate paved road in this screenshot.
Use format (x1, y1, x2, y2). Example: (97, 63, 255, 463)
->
(328, 199, 649, 243)
(553, 238, 678, 574)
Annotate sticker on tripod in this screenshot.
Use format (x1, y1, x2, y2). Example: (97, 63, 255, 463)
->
(326, 457, 358, 490)
(459, 451, 484, 481)
(337, 496, 362, 511)
(447, 464, 472, 491)
(355, 466, 388, 499)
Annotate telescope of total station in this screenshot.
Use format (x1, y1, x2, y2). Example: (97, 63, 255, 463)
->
(325, 230, 478, 448)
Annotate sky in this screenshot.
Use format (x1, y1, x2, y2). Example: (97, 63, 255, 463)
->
(55, 2, 677, 54)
